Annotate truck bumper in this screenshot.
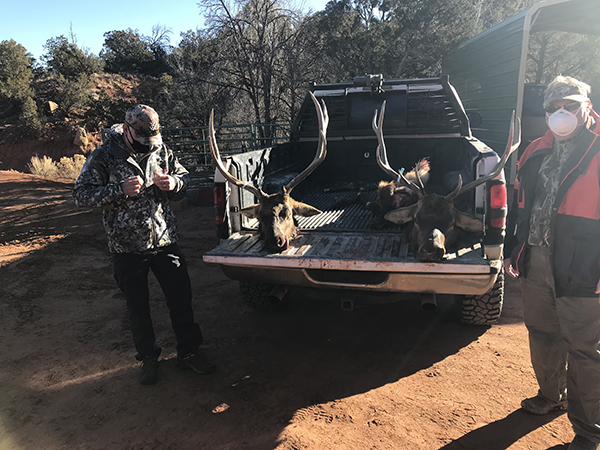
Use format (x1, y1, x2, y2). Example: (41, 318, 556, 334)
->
(213, 260, 501, 296)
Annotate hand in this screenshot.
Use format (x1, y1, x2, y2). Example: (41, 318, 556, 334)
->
(596, 278, 600, 295)
(122, 175, 143, 196)
(504, 257, 519, 278)
(153, 170, 175, 192)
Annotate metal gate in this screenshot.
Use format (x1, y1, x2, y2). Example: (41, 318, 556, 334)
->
(102, 122, 291, 188)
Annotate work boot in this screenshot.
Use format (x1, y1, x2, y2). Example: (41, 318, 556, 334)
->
(521, 393, 567, 415)
(569, 434, 599, 450)
(177, 351, 216, 375)
(138, 355, 159, 385)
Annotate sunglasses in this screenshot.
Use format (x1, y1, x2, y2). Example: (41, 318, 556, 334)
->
(125, 122, 160, 138)
(544, 101, 582, 114)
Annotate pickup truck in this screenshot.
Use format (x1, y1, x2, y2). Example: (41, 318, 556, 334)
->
(203, 75, 508, 325)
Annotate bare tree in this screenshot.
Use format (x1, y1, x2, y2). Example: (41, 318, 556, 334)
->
(200, 0, 309, 129)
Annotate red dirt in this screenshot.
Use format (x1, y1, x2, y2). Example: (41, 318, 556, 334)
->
(0, 170, 574, 450)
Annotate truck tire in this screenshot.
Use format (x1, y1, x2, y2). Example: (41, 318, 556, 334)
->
(239, 281, 279, 311)
(458, 268, 504, 325)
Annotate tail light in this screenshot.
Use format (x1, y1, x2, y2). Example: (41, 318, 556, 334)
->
(214, 183, 226, 237)
(489, 182, 507, 228)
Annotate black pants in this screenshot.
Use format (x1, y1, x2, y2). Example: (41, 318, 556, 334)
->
(113, 243, 203, 359)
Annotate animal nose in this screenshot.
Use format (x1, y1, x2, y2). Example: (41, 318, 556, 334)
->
(418, 230, 446, 261)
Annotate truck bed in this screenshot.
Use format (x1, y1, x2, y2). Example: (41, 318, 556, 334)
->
(204, 189, 489, 274)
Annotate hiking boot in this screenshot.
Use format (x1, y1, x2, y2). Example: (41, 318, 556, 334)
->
(521, 393, 567, 415)
(177, 351, 216, 375)
(139, 355, 159, 385)
(569, 434, 599, 450)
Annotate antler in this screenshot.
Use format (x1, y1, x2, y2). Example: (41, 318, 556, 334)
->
(285, 92, 329, 193)
(453, 110, 521, 197)
(208, 109, 266, 199)
(372, 101, 426, 198)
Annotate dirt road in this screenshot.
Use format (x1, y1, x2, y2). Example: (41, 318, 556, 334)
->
(0, 171, 573, 450)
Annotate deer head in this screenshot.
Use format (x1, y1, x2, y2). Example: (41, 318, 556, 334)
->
(209, 92, 329, 253)
(372, 101, 520, 261)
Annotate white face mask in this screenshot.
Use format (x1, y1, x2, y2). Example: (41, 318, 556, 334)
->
(546, 106, 582, 137)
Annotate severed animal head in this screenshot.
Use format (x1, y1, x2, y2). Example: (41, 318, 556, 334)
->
(372, 101, 520, 261)
(375, 158, 430, 214)
(209, 92, 329, 253)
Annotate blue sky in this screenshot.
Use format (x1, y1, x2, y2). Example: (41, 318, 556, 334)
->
(0, 0, 328, 62)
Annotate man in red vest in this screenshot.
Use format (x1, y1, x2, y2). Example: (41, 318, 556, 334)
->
(505, 76, 600, 450)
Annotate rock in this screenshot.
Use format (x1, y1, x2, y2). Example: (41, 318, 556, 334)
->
(45, 101, 59, 114)
(73, 127, 88, 147)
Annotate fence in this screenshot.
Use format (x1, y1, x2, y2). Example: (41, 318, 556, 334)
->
(101, 122, 291, 188)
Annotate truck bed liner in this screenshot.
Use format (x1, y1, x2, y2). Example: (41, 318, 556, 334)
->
(295, 189, 399, 231)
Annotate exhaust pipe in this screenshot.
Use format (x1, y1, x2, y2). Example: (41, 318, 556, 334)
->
(268, 285, 288, 302)
(420, 293, 437, 311)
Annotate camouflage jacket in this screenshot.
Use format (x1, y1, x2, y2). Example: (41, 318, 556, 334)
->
(73, 125, 189, 254)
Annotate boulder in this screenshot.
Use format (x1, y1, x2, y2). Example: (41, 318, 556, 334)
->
(45, 101, 59, 114)
(73, 127, 88, 147)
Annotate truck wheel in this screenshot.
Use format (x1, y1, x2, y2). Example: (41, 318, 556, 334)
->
(239, 281, 280, 311)
(458, 268, 504, 325)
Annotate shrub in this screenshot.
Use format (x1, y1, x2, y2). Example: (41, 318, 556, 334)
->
(56, 154, 87, 180)
(17, 96, 43, 137)
(28, 155, 58, 178)
(0, 39, 43, 137)
(56, 73, 92, 113)
(28, 154, 86, 180)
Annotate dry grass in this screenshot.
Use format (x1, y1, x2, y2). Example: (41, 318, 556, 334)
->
(28, 154, 86, 180)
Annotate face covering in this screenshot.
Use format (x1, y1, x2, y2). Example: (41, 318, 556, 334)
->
(546, 106, 582, 137)
(130, 139, 151, 153)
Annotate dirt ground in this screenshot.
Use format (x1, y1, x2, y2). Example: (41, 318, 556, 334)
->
(0, 170, 575, 450)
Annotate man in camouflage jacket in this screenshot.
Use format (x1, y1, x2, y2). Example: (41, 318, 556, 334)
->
(74, 104, 215, 385)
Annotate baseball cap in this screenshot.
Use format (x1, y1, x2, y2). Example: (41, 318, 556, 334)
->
(124, 104, 162, 146)
(543, 76, 591, 108)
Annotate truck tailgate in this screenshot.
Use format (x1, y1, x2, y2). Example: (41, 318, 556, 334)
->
(203, 231, 491, 274)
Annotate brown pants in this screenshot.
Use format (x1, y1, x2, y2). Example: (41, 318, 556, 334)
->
(521, 245, 600, 442)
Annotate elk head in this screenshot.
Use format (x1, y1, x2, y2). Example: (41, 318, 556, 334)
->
(372, 101, 520, 261)
(375, 158, 430, 213)
(208, 92, 329, 253)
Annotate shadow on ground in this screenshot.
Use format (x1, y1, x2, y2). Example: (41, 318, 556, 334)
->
(0, 176, 537, 450)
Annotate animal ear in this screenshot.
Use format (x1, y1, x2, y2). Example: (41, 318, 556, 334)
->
(454, 210, 484, 233)
(290, 199, 322, 217)
(239, 204, 261, 219)
(384, 203, 419, 224)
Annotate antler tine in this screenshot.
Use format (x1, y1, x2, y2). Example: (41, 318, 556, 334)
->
(285, 92, 329, 193)
(457, 110, 521, 196)
(208, 109, 265, 199)
(372, 101, 425, 197)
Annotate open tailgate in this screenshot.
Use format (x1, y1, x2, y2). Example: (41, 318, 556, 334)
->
(203, 231, 491, 274)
